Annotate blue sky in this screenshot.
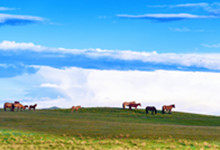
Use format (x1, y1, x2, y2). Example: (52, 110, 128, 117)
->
(0, 0, 220, 114)
(0, 0, 220, 52)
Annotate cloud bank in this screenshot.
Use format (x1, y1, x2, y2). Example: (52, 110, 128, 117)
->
(1, 66, 219, 115)
(1, 41, 220, 72)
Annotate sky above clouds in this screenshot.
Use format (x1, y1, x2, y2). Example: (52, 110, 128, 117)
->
(0, 0, 220, 115)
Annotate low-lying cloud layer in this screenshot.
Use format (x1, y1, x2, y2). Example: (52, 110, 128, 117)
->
(1, 66, 219, 115)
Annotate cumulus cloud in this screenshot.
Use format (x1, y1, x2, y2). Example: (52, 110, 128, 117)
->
(0, 13, 43, 26)
(1, 66, 220, 115)
(117, 13, 214, 22)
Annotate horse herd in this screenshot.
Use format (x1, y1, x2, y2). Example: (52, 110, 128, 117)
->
(122, 101, 175, 114)
(4, 101, 37, 111)
(3, 101, 175, 114)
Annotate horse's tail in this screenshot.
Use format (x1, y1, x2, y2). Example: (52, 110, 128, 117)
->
(162, 106, 165, 114)
(122, 103, 125, 109)
(11, 104, 15, 112)
(145, 107, 148, 114)
(154, 108, 157, 114)
(4, 103, 6, 111)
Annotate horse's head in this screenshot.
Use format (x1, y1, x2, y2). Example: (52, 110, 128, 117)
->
(138, 103, 141, 106)
(34, 104, 37, 107)
(172, 104, 175, 108)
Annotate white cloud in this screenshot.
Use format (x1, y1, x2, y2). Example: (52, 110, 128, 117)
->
(0, 13, 43, 26)
(2, 41, 220, 71)
(0, 41, 47, 51)
(169, 27, 204, 32)
(117, 13, 213, 21)
(202, 43, 220, 48)
(0, 7, 15, 11)
(1, 66, 220, 115)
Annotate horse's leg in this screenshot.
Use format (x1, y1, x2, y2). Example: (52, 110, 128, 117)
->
(146, 109, 148, 114)
(129, 106, 131, 110)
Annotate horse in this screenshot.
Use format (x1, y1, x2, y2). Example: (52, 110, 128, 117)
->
(162, 104, 175, 114)
(29, 104, 37, 111)
(71, 106, 81, 112)
(4, 102, 15, 111)
(146, 106, 157, 115)
(122, 101, 136, 109)
(128, 103, 141, 110)
(24, 105, 28, 110)
(14, 103, 26, 111)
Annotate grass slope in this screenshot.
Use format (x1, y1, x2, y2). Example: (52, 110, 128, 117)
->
(0, 108, 219, 149)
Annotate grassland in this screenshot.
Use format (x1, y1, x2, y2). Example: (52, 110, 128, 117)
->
(0, 108, 219, 149)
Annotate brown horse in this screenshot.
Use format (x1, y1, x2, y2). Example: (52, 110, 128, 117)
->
(162, 104, 175, 114)
(14, 103, 26, 111)
(122, 101, 136, 109)
(128, 103, 141, 110)
(24, 105, 28, 110)
(29, 104, 37, 111)
(71, 106, 81, 112)
(4, 102, 15, 111)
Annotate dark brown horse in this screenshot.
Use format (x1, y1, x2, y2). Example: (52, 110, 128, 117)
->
(162, 104, 175, 114)
(128, 103, 141, 110)
(146, 106, 157, 115)
(4, 102, 15, 111)
(29, 104, 37, 111)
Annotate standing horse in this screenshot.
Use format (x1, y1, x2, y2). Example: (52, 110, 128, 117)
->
(29, 104, 37, 111)
(146, 106, 157, 115)
(71, 106, 81, 112)
(122, 101, 136, 109)
(4, 102, 15, 111)
(162, 104, 175, 114)
(128, 103, 141, 110)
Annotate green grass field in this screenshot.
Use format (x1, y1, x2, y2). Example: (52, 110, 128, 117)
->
(0, 108, 219, 149)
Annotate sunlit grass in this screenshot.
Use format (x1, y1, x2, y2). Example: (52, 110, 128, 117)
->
(0, 129, 219, 150)
(0, 108, 219, 149)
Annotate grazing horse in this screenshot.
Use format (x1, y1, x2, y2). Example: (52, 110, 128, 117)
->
(128, 103, 141, 110)
(162, 104, 175, 114)
(29, 104, 37, 111)
(146, 106, 157, 115)
(24, 105, 28, 110)
(4, 102, 15, 111)
(122, 101, 136, 109)
(14, 103, 26, 111)
(71, 106, 81, 112)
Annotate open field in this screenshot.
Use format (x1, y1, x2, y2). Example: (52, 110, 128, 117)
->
(0, 108, 219, 149)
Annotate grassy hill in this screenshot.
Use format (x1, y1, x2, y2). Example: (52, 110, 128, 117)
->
(0, 108, 219, 149)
